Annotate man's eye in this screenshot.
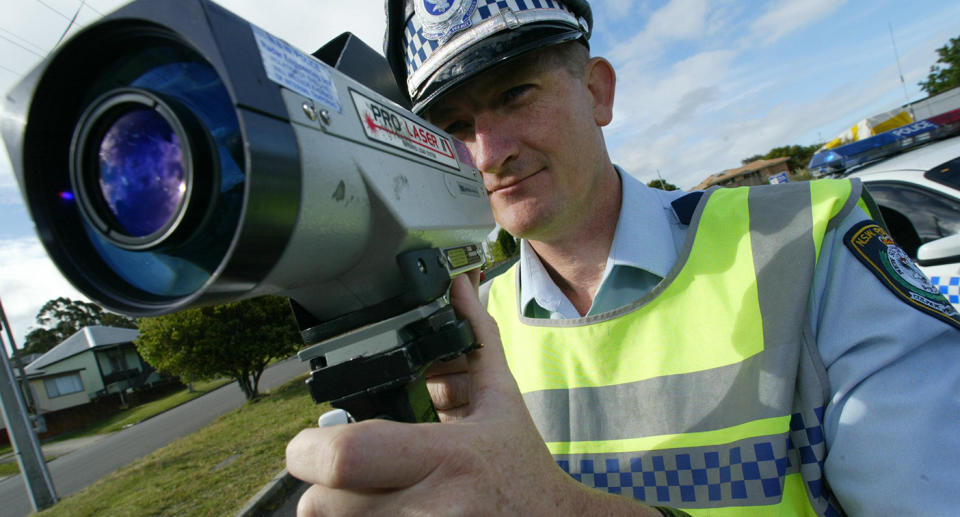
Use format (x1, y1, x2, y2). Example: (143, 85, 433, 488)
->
(503, 84, 533, 104)
(444, 121, 471, 135)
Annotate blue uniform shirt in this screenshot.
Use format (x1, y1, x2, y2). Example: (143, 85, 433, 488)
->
(515, 168, 960, 514)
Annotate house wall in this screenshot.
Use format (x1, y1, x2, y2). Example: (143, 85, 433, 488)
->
(722, 162, 790, 188)
(0, 380, 184, 444)
(32, 352, 106, 413)
(29, 376, 91, 412)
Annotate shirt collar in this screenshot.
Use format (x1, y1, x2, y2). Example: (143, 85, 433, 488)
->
(518, 167, 682, 317)
(607, 167, 677, 279)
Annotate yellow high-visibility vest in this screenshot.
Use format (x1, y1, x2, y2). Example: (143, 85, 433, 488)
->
(488, 180, 872, 515)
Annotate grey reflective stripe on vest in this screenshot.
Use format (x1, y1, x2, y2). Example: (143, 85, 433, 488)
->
(748, 183, 816, 357)
(749, 183, 846, 515)
(554, 432, 801, 509)
(522, 352, 792, 443)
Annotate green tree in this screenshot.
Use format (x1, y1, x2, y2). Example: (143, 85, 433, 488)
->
(487, 228, 520, 263)
(647, 179, 678, 191)
(136, 296, 300, 400)
(741, 144, 823, 174)
(497, 228, 519, 257)
(919, 36, 960, 96)
(21, 297, 137, 356)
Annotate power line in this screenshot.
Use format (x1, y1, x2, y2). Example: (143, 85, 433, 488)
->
(0, 26, 48, 55)
(0, 33, 46, 59)
(34, 0, 103, 25)
(82, 0, 104, 16)
(33, 0, 73, 22)
(0, 62, 24, 76)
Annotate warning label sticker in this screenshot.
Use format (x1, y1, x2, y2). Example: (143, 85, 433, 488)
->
(350, 90, 458, 169)
(251, 25, 342, 113)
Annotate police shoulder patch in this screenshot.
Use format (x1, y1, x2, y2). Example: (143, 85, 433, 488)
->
(844, 220, 960, 329)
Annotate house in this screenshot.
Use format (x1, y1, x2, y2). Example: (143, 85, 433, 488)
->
(694, 157, 792, 190)
(22, 326, 163, 413)
(1, 326, 177, 442)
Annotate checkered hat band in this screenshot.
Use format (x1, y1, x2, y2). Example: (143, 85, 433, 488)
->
(403, 0, 574, 78)
(551, 408, 842, 515)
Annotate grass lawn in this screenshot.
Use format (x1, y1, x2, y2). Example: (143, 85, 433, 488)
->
(38, 374, 323, 517)
(60, 378, 233, 438)
(0, 455, 57, 477)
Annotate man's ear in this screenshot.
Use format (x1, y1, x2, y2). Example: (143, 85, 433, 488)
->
(585, 57, 616, 127)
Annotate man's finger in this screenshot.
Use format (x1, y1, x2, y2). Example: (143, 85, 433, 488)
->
(286, 420, 444, 490)
(296, 483, 400, 517)
(425, 355, 468, 377)
(449, 274, 499, 343)
(466, 268, 481, 292)
(426, 372, 470, 411)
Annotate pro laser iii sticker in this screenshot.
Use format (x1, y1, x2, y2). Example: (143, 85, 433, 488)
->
(251, 25, 342, 113)
(351, 90, 458, 169)
(844, 221, 960, 329)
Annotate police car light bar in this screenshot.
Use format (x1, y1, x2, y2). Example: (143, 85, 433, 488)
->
(809, 107, 960, 177)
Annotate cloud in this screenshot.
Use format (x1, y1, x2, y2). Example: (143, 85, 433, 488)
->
(601, 0, 633, 19)
(749, 0, 846, 45)
(1, 140, 21, 205)
(609, 49, 738, 135)
(214, 0, 385, 54)
(0, 236, 87, 352)
(605, 0, 711, 64)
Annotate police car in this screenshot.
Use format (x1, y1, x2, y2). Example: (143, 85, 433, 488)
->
(809, 110, 960, 308)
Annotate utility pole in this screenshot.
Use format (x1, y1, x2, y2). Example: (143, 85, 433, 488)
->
(0, 297, 58, 511)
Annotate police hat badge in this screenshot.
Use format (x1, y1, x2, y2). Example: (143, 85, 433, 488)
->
(415, 0, 478, 44)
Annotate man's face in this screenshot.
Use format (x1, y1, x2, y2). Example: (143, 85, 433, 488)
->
(426, 47, 612, 243)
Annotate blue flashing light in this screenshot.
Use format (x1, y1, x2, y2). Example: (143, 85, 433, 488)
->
(59, 191, 75, 201)
(809, 109, 960, 177)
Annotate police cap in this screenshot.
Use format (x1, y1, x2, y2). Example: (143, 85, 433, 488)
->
(384, 0, 592, 114)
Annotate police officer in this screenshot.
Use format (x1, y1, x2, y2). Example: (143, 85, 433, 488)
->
(286, 1, 960, 515)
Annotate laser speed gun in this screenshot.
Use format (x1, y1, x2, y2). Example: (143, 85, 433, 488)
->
(1, 0, 496, 423)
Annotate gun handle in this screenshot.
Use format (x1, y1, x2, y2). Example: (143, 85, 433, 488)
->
(330, 374, 439, 423)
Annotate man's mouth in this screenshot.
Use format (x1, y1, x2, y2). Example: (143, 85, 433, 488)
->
(488, 169, 543, 194)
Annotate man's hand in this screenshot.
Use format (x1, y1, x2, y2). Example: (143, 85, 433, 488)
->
(286, 273, 660, 516)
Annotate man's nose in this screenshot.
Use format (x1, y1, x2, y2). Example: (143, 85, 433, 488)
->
(471, 112, 519, 175)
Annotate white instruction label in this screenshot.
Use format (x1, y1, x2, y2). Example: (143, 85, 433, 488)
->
(251, 25, 342, 113)
(351, 90, 458, 169)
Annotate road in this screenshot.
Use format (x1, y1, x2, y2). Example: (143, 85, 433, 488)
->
(0, 356, 310, 517)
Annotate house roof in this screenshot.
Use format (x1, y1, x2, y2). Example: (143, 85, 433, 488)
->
(25, 326, 139, 374)
(695, 157, 792, 190)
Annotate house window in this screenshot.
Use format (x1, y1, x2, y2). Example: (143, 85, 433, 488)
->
(44, 373, 84, 398)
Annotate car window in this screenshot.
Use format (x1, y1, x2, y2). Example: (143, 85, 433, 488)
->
(864, 181, 960, 258)
(923, 156, 960, 190)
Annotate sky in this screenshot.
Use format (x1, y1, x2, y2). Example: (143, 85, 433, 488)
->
(0, 0, 958, 351)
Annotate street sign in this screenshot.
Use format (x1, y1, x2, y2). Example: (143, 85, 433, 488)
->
(768, 172, 790, 184)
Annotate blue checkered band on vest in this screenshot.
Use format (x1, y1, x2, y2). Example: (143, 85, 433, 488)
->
(403, 0, 576, 91)
(554, 407, 843, 515)
(930, 275, 960, 305)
